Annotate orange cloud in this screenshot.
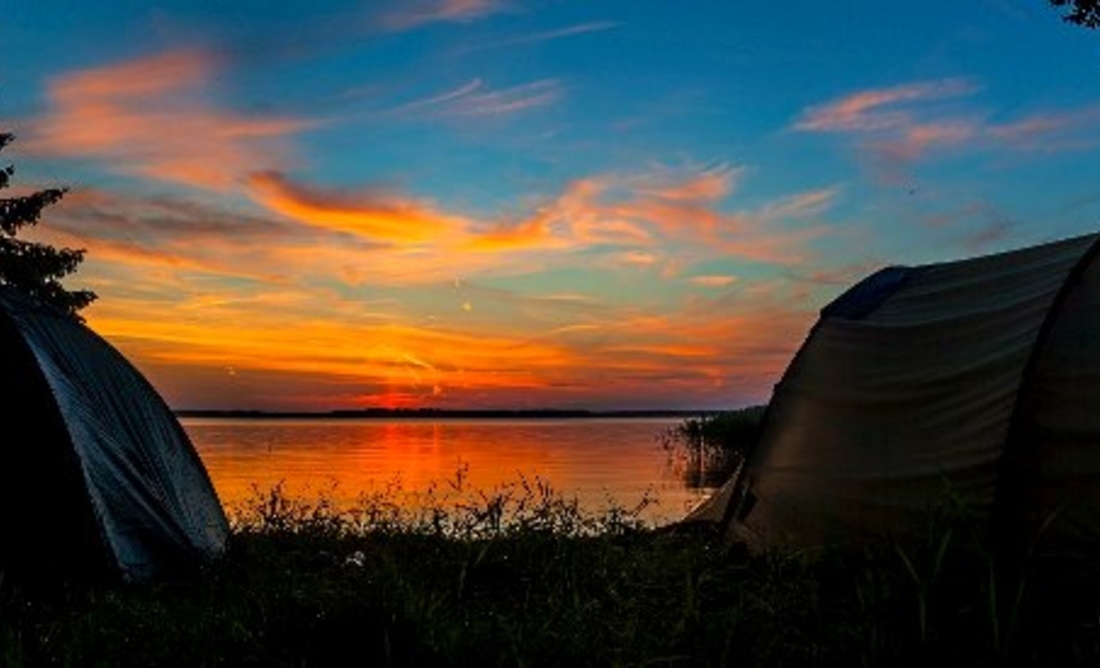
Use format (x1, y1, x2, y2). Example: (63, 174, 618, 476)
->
(47, 49, 210, 108)
(241, 161, 824, 272)
(465, 210, 562, 252)
(95, 301, 589, 408)
(25, 49, 310, 191)
(48, 158, 835, 303)
(63, 200, 829, 412)
(248, 171, 465, 244)
(689, 275, 738, 287)
(39, 160, 839, 414)
(99, 281, 817, 411)
(561, 287, 817, 405)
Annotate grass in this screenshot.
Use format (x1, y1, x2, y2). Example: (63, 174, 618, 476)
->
(2, 467, 1100, 667)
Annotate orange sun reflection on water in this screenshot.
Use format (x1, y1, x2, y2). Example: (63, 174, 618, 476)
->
(185, 416, 712, 526)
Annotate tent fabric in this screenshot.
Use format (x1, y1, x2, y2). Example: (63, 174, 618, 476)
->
(1014, 243, 1100, 549)
(0, 286, 228, 582)
(819, 265, 919, 320)
(687, 232, 1100, 553)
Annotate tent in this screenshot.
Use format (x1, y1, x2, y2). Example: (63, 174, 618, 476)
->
(0, 286, 228, 583)
(687, 231, 1100, 558)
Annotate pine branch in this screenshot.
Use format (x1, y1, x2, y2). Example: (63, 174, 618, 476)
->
(0, 189, 68, 235)
(0, 131, 96, 318)
(1052, 0, 1100, 28)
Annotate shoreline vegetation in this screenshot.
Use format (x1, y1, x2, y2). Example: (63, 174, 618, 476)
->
(660, 405, 766, 489)
(4, 408, 1099, 666)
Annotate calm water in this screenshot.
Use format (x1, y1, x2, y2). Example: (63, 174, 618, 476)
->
(183, 417, 719, 527)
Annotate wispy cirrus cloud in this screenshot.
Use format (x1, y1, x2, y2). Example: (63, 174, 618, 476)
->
(378, 0, 506, 31)
(869, 122, 977, 163)
(461, 163, 833, 265)
(24, 49, 312, 191)
(391, 78, 562, 119)
(637, 164, 742, 202)
(793, 79, 983, 176)
(390, 79, 486, 114)
(462, 164, 741, 253)
(756, 188, 837, 220)
(447, 79, 561, 116)
(987, 104, 1100, 152)
(580, 173, 834, 266)
(557, 163, 741, 239)
(793, 78, 979, 133)
(464, 21, 623, 51)
(795, 78, 1100, 177)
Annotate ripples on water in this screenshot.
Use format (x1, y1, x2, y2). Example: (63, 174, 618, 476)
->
(183, 417, 722, 527)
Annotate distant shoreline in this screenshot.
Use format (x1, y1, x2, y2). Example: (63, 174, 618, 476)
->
(174, 408, 719, 420)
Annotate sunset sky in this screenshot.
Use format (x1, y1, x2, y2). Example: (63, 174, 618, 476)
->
(4, 1, 1100, 412)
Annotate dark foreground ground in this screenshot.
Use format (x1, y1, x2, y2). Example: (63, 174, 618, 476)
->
(2, 481, 1100, 668)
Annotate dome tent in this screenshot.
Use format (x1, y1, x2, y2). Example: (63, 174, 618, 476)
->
(687, 231, 1100, 558)
(0, 286, 228, 583)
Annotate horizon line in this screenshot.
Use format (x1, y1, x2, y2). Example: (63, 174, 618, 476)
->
(173, 406, 734, 419)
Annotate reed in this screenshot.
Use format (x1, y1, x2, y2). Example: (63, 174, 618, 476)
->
(663, 405, 767, 489)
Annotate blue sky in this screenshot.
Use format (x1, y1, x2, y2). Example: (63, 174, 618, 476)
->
(4, 1, 1100, 411)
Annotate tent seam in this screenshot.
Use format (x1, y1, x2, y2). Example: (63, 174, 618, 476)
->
(992, 231, 1100, 559)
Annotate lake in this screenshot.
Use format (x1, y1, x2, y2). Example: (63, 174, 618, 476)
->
(182, 416, 722, 527)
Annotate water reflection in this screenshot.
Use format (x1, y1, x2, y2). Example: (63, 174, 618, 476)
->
(184, 417, 727, 527)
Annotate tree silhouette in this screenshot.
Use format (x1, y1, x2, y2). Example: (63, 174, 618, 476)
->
(1052, 0, 1100, 28)
(0, 132, 96, 318)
